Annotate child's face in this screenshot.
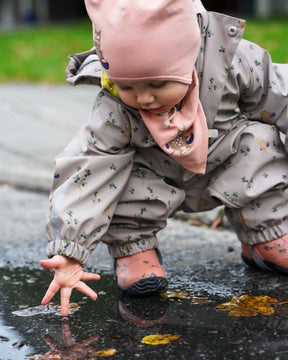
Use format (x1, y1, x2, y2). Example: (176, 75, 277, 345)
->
(114, 80, 189, 115)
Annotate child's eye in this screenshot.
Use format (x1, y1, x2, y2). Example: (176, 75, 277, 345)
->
(115, 83, 132, 91)
(118, 86, 131, 91)
(149, 82, 166, 89)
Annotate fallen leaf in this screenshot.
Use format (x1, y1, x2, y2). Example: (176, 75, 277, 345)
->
(12, 341, 26, 349)
(191, 297, 211, 305)
(0, 336, 9, 343)
(273, 301, 288, 318)
(210, 208, 225, 230)
(216, 295, 278, 317)
(12, 304, 56, 317)
(142, 334, 180, 345)
(98, 291, 107, 295)
(13, 302, 80, 317)
(53, 302, 80, 314)
(187, 219, 206, 227)
(92, 349, 117, 357)
(161, 290, 189, 299)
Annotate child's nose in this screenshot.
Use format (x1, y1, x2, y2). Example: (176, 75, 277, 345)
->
(136, 91, 154, 105)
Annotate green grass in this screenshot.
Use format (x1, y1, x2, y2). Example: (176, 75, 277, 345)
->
(243, 18, 288, 64)
(0, 18, 287, 83)
(0, 20, 93, 83)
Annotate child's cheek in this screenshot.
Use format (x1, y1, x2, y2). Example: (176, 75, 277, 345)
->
(119, 92, 134, 107)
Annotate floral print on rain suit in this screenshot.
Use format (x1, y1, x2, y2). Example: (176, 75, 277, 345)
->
(46, 0, 288, 264)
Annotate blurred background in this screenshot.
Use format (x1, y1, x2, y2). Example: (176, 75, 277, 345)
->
(0, 0, 287, 83)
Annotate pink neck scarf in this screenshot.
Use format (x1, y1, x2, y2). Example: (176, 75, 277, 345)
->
(139, 69, 208, 174)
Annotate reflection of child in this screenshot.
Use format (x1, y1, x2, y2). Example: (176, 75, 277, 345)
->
(41, 0, 288, 316)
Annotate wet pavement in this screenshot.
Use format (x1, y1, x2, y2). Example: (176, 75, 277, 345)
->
(1, 84, 288, 360)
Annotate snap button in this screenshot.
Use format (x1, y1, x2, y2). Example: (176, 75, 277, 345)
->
(228, 26, 238, 37)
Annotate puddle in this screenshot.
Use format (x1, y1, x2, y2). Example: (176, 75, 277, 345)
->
(1, 266, 288, 359)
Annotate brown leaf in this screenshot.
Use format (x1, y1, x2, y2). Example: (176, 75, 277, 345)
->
(161, 290, 189, 299)
(191, 297, 211, 305)
(216, 295, 278, 317)
(142, 334, 180, 345)
(273, 301, 288, 318)
(53, 302, 80, 314)
(12, 341, 26, 349)
(210, 208, 225, 230)
(187, 219, 206, 227)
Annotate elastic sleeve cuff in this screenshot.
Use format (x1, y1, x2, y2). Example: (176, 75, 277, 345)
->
(46, 240, 92, 266)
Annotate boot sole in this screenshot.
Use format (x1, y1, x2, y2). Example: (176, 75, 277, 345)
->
(119, 276, 168, 297)
(241, 253, 288, 274)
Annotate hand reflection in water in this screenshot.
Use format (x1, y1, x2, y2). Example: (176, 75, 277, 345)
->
(33, 320, 100, 359)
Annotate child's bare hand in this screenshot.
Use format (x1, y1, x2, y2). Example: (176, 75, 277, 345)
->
(40, 255, 100, 317)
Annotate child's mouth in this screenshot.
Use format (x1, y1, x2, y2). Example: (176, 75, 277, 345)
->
(141, 106, 167, 115)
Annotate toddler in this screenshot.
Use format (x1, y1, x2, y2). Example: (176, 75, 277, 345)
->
(40, 0, 288, 317)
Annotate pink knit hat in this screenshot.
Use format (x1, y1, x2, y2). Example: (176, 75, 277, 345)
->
(84, 0, 201, 84)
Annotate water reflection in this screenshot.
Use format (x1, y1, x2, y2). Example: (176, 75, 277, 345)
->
(3, 266, 288, 359)
(117, 294, 168, 328)
(0, 267, 170, 359)
(23, 295, 169, 358)
(30, 320, 100, 359)
(24, 295, 169, 358)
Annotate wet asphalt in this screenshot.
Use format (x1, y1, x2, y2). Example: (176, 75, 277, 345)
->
(1, 84, 288, 360)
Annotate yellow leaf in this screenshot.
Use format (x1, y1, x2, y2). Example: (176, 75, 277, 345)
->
(161, 290, 189, 299)
(216, 295, 278, 317)
(142, 334, 180, 345)
(92, 349, 117, 357)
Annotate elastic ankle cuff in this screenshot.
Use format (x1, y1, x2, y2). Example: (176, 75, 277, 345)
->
(236, 221, 288, 245)
(108, 236, 159, 258)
